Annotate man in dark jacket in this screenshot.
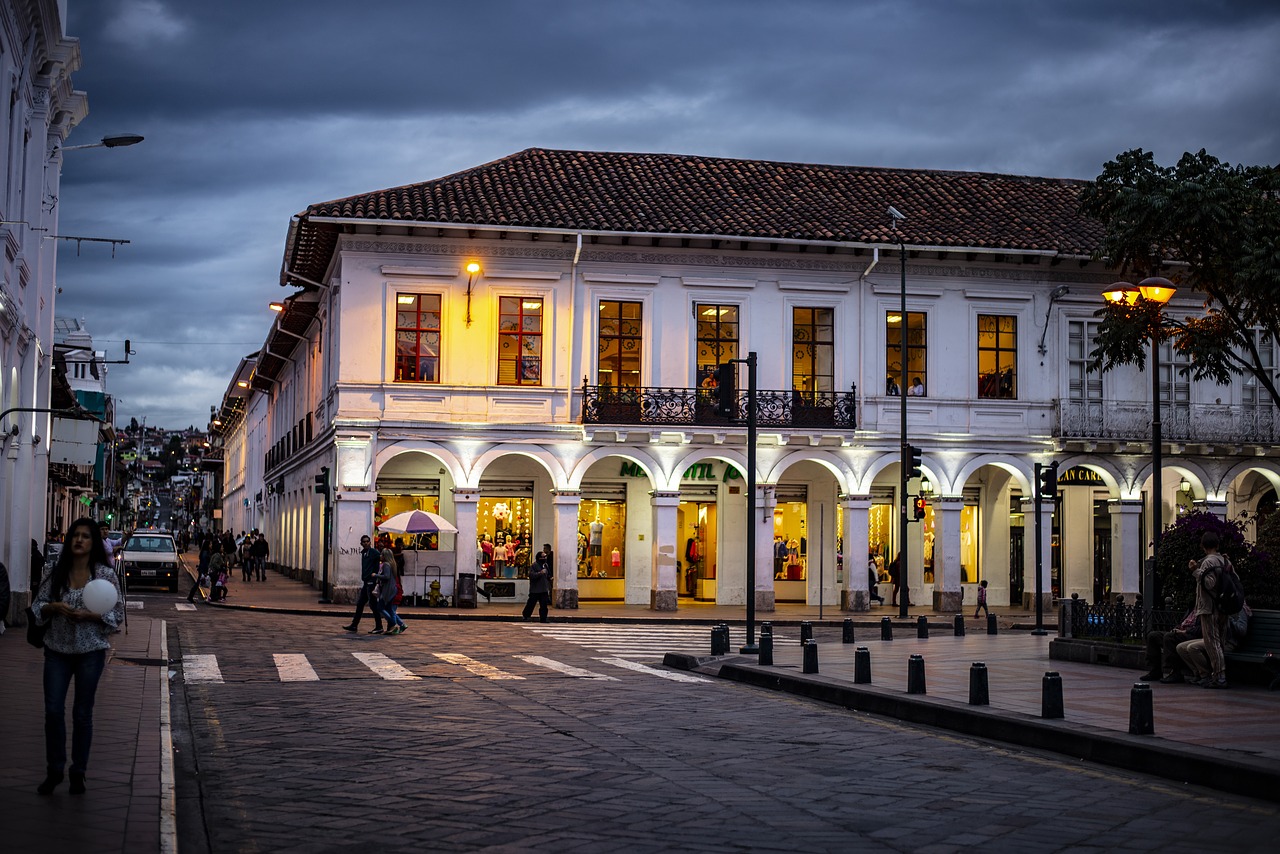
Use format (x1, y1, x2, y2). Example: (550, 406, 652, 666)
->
(343, 535, 385, 633)
(250, 534, 270, 582)
(522, 551, 552, 623)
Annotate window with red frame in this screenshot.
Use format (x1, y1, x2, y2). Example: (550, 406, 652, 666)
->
(395, 293, 441, 383)
(498, 296, 543, 385)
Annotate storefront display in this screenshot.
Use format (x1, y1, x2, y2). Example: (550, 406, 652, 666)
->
(678, 499, 717, 599)
(578, 499, 626, 578)
(477, 497, 533, 578)
(772, 501, 807, 580)
(374, 492, 441, 550)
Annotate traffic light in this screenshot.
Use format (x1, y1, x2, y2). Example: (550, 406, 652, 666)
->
(906, 444, 923, 479)
(1038, 461, 1059, 500)
(913, 495, 928, 520)
(715, 361, 737, 418)
(314, 466, 330, 496)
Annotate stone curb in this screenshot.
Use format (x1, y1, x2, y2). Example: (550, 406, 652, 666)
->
(685, 656, 1280, 805)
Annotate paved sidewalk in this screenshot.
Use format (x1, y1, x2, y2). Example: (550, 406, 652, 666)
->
(0, 614, 171, 854)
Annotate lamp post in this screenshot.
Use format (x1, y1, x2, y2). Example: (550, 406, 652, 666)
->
(890, 206, 910, 619)
(60, 133, 145, 152)
(1103, 276, 1176, 623)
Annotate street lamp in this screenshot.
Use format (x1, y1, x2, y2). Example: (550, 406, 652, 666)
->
(889, 205, 910, 619)
(1103, 276, 1176, 620)
(60, 133, 145, 152)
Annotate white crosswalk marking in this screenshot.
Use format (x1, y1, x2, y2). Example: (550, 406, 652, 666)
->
(273, 653, 319, 682)
(595, 657, 710, 683)
(434, 652, 524, 680)
(183, 654, 224, 684)
(174, 603, 197, 611)
(515, 655, 619, 680)
(524, 623, 774, 658)
(352, 651, 420, 680)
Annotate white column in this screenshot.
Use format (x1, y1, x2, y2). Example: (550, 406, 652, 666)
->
(332, 490, 376, 603)
(841, 495, 872, 611)
(650, 490, 680, 611)
(754, 485, 777, 612)
(1109, 499, 1142, 604)
(1021, 497, 1054, 612)
(932, 495, 964, 612)
(551, 490, 581, 609)
(451, 488, 479, 580)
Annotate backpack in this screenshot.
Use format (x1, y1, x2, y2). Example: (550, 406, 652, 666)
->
(1205, 560, 1245, 616)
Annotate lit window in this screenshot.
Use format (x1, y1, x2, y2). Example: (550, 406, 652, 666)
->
(597, 301, 643, 388)
(792, 307, 834, 401)
(977, 315, 1017, 399)
(887, 311, 927, 396)
(695, 303, 738, 387)
(498, 297, 543, 385)
(394, 293, 441, 383)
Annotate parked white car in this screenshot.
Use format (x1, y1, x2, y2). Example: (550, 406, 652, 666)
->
(119, 530, 183, 592)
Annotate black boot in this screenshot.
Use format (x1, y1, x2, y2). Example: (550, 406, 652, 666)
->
(69, 772, 86, 795)
(37, 769, 64, 795)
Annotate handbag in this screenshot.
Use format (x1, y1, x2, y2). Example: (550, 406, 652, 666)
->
(24, 605, 48, 649)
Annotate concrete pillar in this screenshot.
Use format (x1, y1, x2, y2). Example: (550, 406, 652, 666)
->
(754, 485, 776, 612)
(932, 495, 964, 612)
(841, 495, 872, 611)
(650, 490, 680, 611)
(1021, 497, 1054, 613)
(451, 488, 479, 579)
(1109, 499, 1143, 604)
(331, 490, 376, 603)
(551, 490, 581, 609)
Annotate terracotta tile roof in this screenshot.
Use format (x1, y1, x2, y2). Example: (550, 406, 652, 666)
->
(285, 148, 1103, 283)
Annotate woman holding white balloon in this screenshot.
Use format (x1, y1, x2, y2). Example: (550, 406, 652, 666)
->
(30, 517, 124, 796)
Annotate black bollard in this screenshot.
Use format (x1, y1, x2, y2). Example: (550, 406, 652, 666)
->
(842, 618, 856, 644)
(917, 615, 929, 639)
(954, 615, 965, 637)
(800, 621, 814, 645)
(1129, 682, 1155, 735)
(854, 647, 872, 684)
(710, 624, 729, 655)
(881, 616, 893, 641)
(987, 613, 998, 635)
(758, 632, 774, 666)
(907, 654, 926, 694)
(802, 639, 819, 673)
(969, 662, 989, 705)
(1042, 671, 1064, 719)
(761, 621, 773, 637)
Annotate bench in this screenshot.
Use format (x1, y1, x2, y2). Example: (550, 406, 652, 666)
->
(1226, 609, 1280, 689)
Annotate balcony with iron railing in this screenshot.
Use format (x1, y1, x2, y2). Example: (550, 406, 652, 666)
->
(580, 382, 858, 429)
(1056, 399, 1280, 444)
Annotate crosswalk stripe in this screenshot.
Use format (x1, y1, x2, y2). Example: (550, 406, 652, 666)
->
(174, 603, 197, 611)
(595, 657, 710, 683)
(182, 654, 224, 684)
(434, 652, 524, 680)
(273, 653, 320, 682)
(352, 651, 420, 680)
(515, 655, 619, 680)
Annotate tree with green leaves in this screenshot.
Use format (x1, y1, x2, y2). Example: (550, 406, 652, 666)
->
(1079, 149, 1280, 405)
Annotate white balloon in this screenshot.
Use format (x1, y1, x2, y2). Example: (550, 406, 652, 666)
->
(83, 578, 119, 615)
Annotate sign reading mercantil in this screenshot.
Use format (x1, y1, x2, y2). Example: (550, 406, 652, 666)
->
(619, 461, 742, 482)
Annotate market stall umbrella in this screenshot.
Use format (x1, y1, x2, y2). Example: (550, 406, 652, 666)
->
(377, 509, 458, 534)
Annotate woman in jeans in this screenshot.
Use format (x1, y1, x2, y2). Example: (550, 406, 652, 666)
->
(31, 517, 125, 795)
(376, 548, 407, 635)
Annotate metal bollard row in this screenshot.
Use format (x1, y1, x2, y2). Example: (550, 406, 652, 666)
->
(954, 615, 965, 637)
(802, 639, 819, 673)
(881, 617, 893, 641)
(917, 615, 929, 639)
(758, 631, 774, 666)
(842, 618, 856, 644)
(799, 621, 814, 646)
(710, 623, 730, 655)
(968, 662, 989, 705)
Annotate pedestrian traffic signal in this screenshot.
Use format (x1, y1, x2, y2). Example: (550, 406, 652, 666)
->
(906, 444, 923, 479)
(715, 361, 737, 418)
(1038, 461, 1059, 500)
(314, 466, 330, 496)
(913, 495, 928, 520)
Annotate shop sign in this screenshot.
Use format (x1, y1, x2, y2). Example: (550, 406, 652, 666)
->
(619, 461, 742, 483)
(1059, 466, 1106, 486)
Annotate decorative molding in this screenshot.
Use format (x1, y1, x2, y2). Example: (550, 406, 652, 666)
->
(581, 272, 661, 286)
(680, 276, 756, 289)
(963, 288, 1034, 301)
(871, 283, 944, 297)
(380, 265, 457, 277)
(777, 279, 851, 293)
(484, 269, 563, 281)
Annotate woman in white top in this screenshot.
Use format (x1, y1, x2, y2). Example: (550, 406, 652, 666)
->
(31, 516, 125, 795)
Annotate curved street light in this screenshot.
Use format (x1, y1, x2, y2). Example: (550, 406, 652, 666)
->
(61, 133, 145, 152)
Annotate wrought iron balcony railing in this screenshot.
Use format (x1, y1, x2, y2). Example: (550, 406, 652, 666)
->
(1057, 399, 1280, 444)
(582, 383, 858, 429)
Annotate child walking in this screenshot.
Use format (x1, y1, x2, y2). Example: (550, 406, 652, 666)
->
(973, 579, 989, 619)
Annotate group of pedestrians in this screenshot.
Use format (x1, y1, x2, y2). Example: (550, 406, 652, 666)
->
(343, 536, 408, 635)
(185, 531, 270, 604)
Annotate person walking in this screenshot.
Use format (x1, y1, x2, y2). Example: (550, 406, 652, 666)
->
(250, 533, 269, 582)
(185, 537, 212, 603)
(889, 555, 909, 607)
(344, 536, 385, 634)
(522, 551, 551, 623)
(376, 548, 407, 635)
(1188, 532, 1231, 688)
(30, 516, 125, 795)
(867, 553, 885, 605)
(973, 579, 990, 619)
(208, 543, 227, 602)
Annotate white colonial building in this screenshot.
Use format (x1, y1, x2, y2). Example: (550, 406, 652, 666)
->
(215, 148, 1279, 613)
(0, 0, 85, 619)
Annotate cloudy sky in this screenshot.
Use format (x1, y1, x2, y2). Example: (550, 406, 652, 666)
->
(56, 0, 1280, 429)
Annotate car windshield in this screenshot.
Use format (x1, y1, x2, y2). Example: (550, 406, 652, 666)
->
(127, 537, 175, 553)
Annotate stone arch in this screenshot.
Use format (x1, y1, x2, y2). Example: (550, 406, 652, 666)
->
(566, 447, 661, 490)
(765, 450, 853, 493)
(853, 450, 942, 495)
(666, 448, 749, 491)
(951, 454, 1034, 496)
(1131, 458, 1213, 500)
(374, 443, 466, 486)
(470, 444, 567, 489)
(1218, 461, 1280, 501)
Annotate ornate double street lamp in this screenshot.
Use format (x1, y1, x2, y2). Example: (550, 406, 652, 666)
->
(1102, 276, 1177, 625)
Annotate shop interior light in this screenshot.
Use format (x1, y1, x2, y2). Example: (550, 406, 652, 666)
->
(887, 312, 902, 324)
(397, 295, 416, 304)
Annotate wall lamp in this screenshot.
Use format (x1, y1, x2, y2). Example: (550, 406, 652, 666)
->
(464, 261, 482, 327)
(1037, 285, 1070, 355)
(269, 301, 286, 312)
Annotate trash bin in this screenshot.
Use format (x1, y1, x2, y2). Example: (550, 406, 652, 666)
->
(455, 572, 477, 608)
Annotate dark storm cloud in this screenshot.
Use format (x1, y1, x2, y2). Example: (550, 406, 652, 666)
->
(52, 0, 1280, 428)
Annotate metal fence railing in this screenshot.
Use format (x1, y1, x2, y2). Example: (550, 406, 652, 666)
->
(1060, 596, 1181, 642)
